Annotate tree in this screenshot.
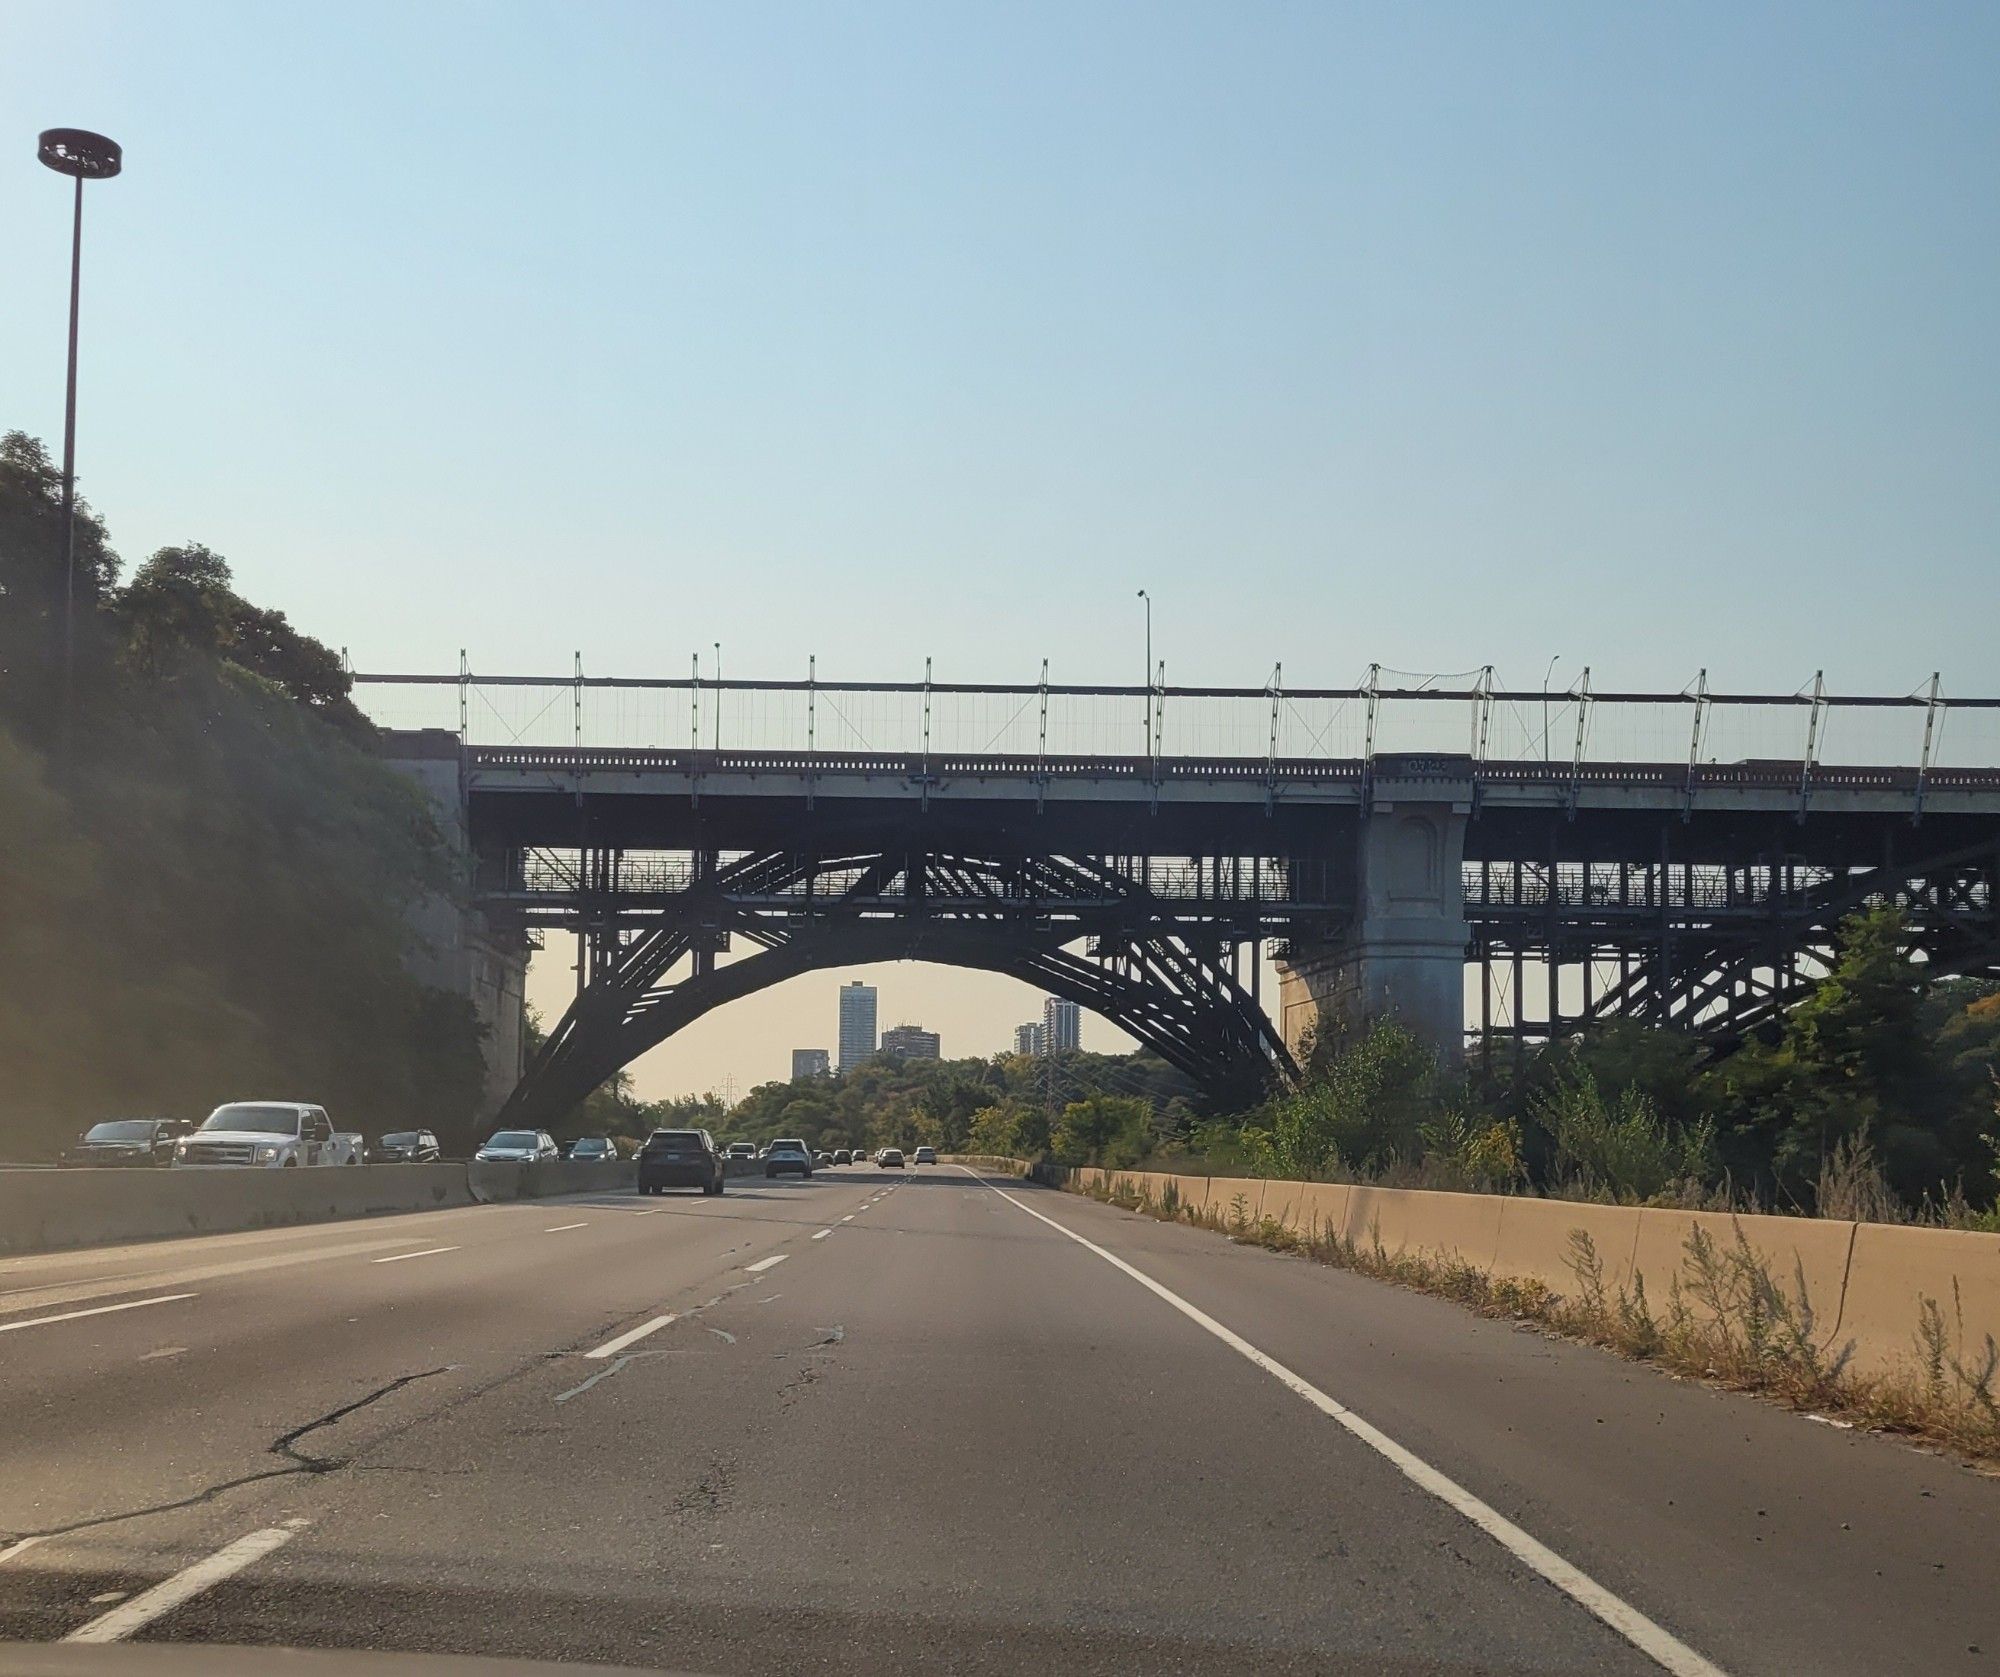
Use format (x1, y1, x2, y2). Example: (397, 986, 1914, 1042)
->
(113, 543, 369, 729)
(1260, 1018, 1439, 1178)
(1706, 906, 1974, 1202)
(0, 431, 119, 735)
(1051, 1093, 1152, 1167)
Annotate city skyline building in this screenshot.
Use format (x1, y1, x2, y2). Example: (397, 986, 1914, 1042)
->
(1043, 996, 1081, 1054)
(791, 1048, 830, 1080)
(1013, 1022, 1044, 1058)
(881, 1023, 941, 1060)
(837, 981, 878, 1070)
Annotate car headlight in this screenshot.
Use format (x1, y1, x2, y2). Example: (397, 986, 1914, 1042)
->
(173, 1140, 190, 1158)
(254, 1144, 280, 1163)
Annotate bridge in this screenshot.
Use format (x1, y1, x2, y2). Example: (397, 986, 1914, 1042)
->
(359, 668, 2000, 1124)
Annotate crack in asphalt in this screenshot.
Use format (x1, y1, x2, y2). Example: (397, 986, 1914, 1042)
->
(270, 1367, 457, 1472)
(2, 1366, 456, 1547)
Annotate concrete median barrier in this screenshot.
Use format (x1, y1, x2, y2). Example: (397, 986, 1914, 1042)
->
(468, 1158, 635, 1202)
(0, 1163, 478, 1256)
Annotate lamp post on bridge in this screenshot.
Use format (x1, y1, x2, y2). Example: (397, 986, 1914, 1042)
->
(36, 126, 123, 743)
(1136, 588, 1151, 758)
(1542, 654, 1562, 765)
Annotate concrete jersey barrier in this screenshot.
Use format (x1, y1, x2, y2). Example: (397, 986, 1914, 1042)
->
(0, 1155, 644, 1256)
(972, 1157, 2000, 1381)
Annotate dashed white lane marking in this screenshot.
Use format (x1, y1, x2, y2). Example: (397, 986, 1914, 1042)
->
(586, 1314, 677, 1359)
(840, 1215, 855, 1222)
(63, 1518, 310, 1644)
(630, 1208, 662, 1217)
(0, 1536, 46, 1566)
(544, 1222, 588, 1233)
(744, 1254, 788, 1274)
(959, 1167, 1728, 1677)
(0, 1293, 196, 1334)
(811, 1229, 832, 1241)
(370, 1247, 459, 1265)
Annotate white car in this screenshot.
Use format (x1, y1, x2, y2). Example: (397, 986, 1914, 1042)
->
(912, 1145, 938, 1165)
(173, 1102, 362, 1168)
(475, 1129, 561, 1163)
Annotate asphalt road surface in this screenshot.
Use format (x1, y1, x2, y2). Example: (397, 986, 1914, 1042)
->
(0, 1164, 1993, 1674)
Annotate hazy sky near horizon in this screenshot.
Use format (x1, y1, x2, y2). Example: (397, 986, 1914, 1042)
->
(5, 2, 1997, 1098)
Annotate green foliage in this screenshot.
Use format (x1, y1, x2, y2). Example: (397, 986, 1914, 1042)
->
(0, 430, 486, 1158)
(1709, 907, 1988, 1204)
(1259, 1017, 1440, 1178)
(1050, 1093, 1153, 1168)
(1529, 1058, 1714, 1203)
(0, 431, 120, 735)
(1416, 1109, 1526, 1191)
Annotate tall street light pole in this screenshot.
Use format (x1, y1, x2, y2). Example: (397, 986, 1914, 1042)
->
(37, 128, 122, 742)
(713, 642, 722, 751)
(1136, 589, 1151, 757)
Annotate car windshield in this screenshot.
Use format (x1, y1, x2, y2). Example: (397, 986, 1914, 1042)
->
(485, 1132, 538, 1149)
(201, 1105, 299, 1135)
(376, 1132, 418, 1147)
(82, 1121, 158, 1142)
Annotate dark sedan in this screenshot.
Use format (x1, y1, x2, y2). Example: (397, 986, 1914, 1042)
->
(565, 1136, 619, 1162)
(366, 1129, 441, 1164)
(61, 1118, 192, 1167)
(638, 1129, 725, 1196)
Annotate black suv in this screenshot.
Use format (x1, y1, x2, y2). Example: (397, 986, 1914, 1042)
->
(637, 1129, 725, 1196)
(366, 1129, 441, 1164)
(62, 1118, 193, 1167)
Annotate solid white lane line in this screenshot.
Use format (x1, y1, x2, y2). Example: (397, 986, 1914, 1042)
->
(0, 1536, 46, 1566)
(544, 1222, 588, 1233)
(585, 1313, 677, 1359)
(63, 1519, 309, 1644)
(744, 1254, 788, 1273)
(811, 1229, 831, 1240)
(959, 1168, 1728, 1677)
(370, 1246, 459, 1265)
(0, 1293, 196, 1335)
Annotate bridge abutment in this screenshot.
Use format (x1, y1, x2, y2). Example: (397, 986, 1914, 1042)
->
(1279, 800, 1469, 1066)
(381, 730, 530, 1124)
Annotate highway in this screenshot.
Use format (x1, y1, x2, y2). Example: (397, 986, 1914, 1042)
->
(0, 1166, 1993, 1674)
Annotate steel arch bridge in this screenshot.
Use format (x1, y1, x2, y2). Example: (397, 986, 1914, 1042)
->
(363, 667, 2000, 1126)
(497, 846, 1300, 1130)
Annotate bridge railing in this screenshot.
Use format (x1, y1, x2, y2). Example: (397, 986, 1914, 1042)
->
(496, 847, 1328, 905)
(351, 670, 2000, 776)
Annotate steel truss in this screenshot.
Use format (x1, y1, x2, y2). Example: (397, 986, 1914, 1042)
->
(493, 847, 1306, 1128)
(1466, 836, 2000, 1079)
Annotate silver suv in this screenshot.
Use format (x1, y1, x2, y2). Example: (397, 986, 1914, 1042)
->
(762, 1139, 813, 1179)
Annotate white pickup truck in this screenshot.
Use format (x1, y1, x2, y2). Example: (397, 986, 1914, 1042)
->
(171, 1101, 364, 1168)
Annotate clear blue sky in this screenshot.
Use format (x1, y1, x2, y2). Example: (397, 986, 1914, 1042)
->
(7, 2, 1997, 1097)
